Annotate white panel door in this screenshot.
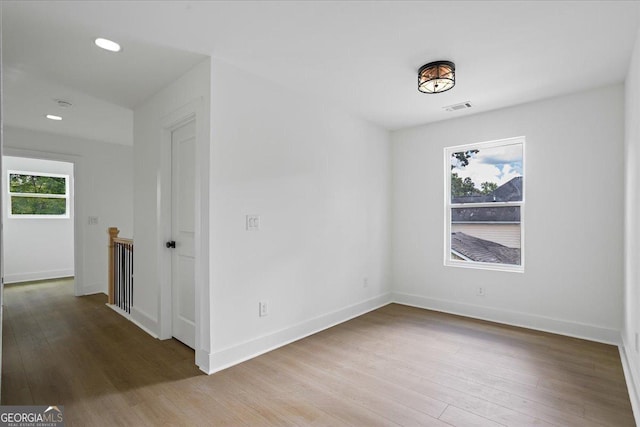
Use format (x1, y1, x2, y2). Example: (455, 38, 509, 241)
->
(171, 120, 196, 348)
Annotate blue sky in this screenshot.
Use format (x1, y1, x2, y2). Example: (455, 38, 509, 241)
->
(452, 143, 523, 187)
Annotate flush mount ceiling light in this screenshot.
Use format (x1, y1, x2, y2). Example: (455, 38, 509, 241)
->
(418, 60, 455, 94)
(94, 37, 121, 52)
(46, 114, 63, 121)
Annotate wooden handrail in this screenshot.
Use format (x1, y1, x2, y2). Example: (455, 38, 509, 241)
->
(108, 227, 119, 305)
(113, 237, 134, 245)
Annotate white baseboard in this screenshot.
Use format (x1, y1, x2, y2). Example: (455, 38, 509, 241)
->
(196, 349, 210, 373)
(131, 307, 159, 339)
(106, 303, 131, 320)
(80, 283, 105, 296)
(4, 269, 74, 284)
(204, 292, 393, 375)
(391, 292, 620, 345)
(619, 338, 640, 426)
(113, 304, 159, 339)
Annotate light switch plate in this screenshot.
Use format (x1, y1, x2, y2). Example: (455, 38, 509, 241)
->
(246, 215, 260, 231)
(259, 301, 269, 317)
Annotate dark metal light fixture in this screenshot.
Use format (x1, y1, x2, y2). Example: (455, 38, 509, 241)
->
(418, 61, 455, 94)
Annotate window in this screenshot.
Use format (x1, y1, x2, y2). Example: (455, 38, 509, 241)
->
(445, 137, 524, 272)
(8, 171, 70, 218)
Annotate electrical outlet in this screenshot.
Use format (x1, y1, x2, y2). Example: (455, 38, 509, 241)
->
(477, 287, 485, 296)
(259, 301, 269, 317)
(363, 277, 369, 288)
(88, 216, 99, 225)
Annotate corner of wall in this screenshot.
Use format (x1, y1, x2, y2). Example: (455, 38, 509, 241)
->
(620, 336, 640, 426)
(622, 20, 640, 427)
(78, 281, 104, 296)
(130, 307, 160, 339)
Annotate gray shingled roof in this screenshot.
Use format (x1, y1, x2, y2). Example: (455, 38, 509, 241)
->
(452, 206, 520, 223)
(451, 176, 522, 223)
(491, 176, 523, 202)
(451, 232, 521, 265)
(451, 176, 523, 204)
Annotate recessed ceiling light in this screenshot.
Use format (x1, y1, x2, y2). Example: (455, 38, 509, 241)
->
(94, 37, 121, 52)
(46, 114, 63, 121)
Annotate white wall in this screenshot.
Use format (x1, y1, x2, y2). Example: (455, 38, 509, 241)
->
(132, 58, 211, 368)
(207, 59, 391, 372)
(2, 156, 74, 283)
(3, 126, 133, 295)
(392, 84, 624, 343)
(623, 24, 640, 421)
(132, 57, 391, 374)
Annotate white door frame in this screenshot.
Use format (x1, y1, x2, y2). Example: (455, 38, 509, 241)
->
(157, 97, 210, 372)
(2, 148, 82, 296)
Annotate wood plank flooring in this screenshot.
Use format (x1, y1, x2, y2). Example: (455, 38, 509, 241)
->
(2, 278, 634, 426)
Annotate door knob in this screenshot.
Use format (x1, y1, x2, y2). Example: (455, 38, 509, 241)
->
(166, 240, 176, 249)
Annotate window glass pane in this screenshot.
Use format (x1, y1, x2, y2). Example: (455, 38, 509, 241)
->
(9, 174, 66, 195)
(11, 196, 67, 215)
(450, 143, 523, 203)
(451, 206, 521, 265)
(452, 206, 520, 223)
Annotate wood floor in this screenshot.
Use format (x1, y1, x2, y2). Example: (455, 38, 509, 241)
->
(2, 278, 635, 426)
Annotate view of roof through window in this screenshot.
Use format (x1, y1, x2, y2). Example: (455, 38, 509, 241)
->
(447, 138, 524, 270)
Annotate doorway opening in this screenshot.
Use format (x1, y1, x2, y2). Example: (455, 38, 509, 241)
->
(1, 156, 75, 285)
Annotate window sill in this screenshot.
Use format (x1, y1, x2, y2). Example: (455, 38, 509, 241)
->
(445, 259, 524, 273)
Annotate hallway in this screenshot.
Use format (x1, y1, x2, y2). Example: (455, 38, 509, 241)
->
(1, 279, 201, 423)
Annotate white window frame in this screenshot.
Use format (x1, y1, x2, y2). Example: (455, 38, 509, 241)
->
(444, 136, 525, 273)
(7, 170, 70, 219)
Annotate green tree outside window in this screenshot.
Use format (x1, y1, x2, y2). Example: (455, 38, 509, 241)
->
(8, 173, 68, 216)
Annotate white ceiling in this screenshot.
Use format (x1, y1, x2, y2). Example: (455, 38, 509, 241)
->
(2, 1, 640, 145)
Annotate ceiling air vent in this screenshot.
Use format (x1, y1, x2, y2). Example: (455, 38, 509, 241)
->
(443, 101, 472, 112)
